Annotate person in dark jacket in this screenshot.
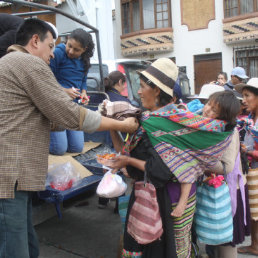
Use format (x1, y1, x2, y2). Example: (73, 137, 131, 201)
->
(0, 13, 23, 58)
(224, 66, 248, 91)
(104, 70, 131, 103)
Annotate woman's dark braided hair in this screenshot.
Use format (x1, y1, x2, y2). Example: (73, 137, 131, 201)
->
(69, 28, 95, 74)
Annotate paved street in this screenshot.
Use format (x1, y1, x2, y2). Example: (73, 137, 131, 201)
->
(35, 188, 255, 258)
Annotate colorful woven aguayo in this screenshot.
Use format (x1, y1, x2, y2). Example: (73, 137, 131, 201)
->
(123, 104, 233, 183)
(237, 115, 258, 143)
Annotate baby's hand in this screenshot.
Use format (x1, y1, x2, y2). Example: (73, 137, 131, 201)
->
(171, 203, 186, 218)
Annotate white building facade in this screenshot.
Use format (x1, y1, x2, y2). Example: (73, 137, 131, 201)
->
(114, 0, 258, 94)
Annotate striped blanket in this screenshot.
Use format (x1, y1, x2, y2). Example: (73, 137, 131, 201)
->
(124, 104, 233, 183)
(237, 114, 258, 143)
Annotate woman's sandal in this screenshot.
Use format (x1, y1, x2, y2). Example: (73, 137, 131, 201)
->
(237, 246, 258, 256)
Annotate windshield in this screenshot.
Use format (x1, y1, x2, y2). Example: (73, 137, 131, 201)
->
(87, 64, 109, 91)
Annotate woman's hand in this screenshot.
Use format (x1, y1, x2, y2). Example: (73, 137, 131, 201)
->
(109, 155, 130, 173)
(120, 168, 130, 177)
(64, 87, 80, 99)
(81, 90, 90, 105)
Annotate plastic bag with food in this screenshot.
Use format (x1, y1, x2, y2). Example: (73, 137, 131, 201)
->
(46, 162, 81, 191)
(96, 170, 127, 198)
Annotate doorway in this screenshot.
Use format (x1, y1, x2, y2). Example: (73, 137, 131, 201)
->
(194, 53, 222, 94)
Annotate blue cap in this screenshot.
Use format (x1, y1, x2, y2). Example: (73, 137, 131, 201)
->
(231, 67, 248, 79)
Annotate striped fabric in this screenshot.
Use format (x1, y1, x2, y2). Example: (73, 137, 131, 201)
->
(101, 100, 142, 121)
(124, 104, 233, 183)
(118, 195, 130, 231)
(127, 182, 163, 245)
(237, 116, 258, 143)
(172, 192, 196, 258)
(194, 182, 233, 245)
(122, 249, 142, 258)
(246, 168, 258, 221)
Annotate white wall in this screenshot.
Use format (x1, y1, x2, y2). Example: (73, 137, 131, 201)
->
(171, 0, 234, 93)
(114, 0, 122, 59)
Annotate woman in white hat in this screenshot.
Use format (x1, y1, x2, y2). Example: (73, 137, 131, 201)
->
(235, 78, 258, 256)
(108, 58, 234, 258)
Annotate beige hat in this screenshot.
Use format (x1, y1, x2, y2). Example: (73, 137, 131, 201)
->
(138, 58, 178, 97)
(235, 78, 258, 93)
(188, 84, 225, 99)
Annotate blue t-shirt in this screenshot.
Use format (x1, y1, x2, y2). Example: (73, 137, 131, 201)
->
(50, 43, 87, 91)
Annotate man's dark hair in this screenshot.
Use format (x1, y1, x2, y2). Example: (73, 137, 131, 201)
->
(209, 91, 240, 131)
(16, 18, 56, 46)
(232, 75, 243, 82)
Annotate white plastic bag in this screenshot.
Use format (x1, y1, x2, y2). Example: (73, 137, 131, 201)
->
(96, 171, 127, 198)
(46, 162, 81, 191)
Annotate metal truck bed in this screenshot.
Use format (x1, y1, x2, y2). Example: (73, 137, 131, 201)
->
(38, 143, 114, 218)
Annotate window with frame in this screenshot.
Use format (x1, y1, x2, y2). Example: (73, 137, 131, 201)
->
(235, 47, 258, 77)
(121, 0, 171, 34)
(224, 0, 258, 18)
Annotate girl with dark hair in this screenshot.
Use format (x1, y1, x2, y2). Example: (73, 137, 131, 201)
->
(173, 91, 244, 223)
(49, 28, 94, 155)
(203, 91, 251, 258)
(104, 71, 130, 103)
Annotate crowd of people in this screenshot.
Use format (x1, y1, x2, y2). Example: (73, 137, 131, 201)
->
(108, 60, 257, 258)
(0, 14, 257, 258)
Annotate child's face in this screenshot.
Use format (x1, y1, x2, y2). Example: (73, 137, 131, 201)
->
(203, 100, 220, 119)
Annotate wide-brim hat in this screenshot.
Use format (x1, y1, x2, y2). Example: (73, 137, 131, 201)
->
(235, 78, 258, 93)
(138, 58, 178, 97)
(187, 84, 225, 100)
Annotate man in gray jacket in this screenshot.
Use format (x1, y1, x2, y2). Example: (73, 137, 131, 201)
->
(0, 18, 138, 258)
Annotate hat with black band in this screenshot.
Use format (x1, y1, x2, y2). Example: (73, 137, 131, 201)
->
(138, 58, 178, 97)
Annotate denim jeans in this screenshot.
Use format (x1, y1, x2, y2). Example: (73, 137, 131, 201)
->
(0, 189, 39, 258)
(49, 130, 84, 155)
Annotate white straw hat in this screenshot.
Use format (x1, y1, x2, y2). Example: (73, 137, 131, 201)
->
(138, 58, 178, 97)
(235, 78, 258, 93)
(188, 84, 225, 99)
